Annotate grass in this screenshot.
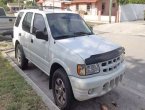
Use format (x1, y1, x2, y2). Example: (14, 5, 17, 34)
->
(0, 53, 48, 110)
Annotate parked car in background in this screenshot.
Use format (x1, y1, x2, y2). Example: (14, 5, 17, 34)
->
(13, 9, 126, 110)
(0, 7, 16, 37)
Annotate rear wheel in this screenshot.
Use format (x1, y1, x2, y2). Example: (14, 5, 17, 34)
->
(16, 44, 28, 70)
(52, 68, 74, 110)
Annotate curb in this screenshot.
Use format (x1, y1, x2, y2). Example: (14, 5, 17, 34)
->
(1, 50, 60, 110)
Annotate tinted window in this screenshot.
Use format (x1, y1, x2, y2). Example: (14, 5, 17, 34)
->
(0, 8, 6, 16)
(22, 12, 33, 33)
(15, 12, 24, 27)
(32, 14, 48, 36)
(47, 13, 92, 40)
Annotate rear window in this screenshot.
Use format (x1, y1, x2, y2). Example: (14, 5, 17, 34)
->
(0, 8, 6, 16)
(15, 12, 24, 27)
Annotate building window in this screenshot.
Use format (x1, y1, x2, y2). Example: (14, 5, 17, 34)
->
(76, 4, 79, 11)
(112, 3, 116, 8)
(102, 3, 105, 14)
(87, 4, 91, 11)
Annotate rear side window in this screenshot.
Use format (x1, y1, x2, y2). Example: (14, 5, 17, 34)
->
(22, 12, 33, 33)
(15, 12, 24, 27)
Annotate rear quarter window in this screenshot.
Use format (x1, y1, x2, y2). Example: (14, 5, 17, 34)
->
(15, 12, 24, 27)
(0, 8, 6, 16)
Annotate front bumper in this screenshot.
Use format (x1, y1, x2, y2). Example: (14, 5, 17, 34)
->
(69, 64, 126, 101)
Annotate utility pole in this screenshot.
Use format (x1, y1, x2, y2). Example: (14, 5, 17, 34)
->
(32, 0, 35, 7)
(109, 0, 113, 23)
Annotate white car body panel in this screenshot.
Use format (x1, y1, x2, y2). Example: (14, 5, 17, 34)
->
(57, 35, 120, 59)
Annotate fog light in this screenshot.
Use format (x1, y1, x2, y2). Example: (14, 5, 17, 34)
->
(88, 88, 95, 94)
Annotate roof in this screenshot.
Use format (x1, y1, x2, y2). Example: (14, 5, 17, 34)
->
(37, 0, 44, 4)
(63, 0, 98, 4)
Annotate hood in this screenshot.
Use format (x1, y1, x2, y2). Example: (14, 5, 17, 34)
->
(57, 35, 120, 59)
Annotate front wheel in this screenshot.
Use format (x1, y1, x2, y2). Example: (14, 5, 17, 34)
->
(52, 68, 74, 110)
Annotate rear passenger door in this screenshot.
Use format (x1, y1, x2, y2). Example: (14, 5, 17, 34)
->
(29, 13, 50, 73)
(21, 12, 33, 59)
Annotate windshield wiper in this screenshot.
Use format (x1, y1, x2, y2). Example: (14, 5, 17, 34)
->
(74, 32, 93, 36)
(54, 34, 75, 40)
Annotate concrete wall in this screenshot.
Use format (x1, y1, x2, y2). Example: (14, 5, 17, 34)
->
(43, 0, 61, 7)
(100, 0, 117, 16)
(92, 3, 97, 15)
(79, 4, 87, 11)
(69, 3, 96, 15)
(120, 4, 145, 22)
(69, 5, 76, 11)
(83, 15, 115, 23)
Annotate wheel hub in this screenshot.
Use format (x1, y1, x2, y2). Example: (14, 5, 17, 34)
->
(55, 78, 66, 105)
(17, 49, 21, 64)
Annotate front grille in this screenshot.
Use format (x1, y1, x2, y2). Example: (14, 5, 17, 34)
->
(103, 74, 123, 91)
(99, 55, 124, 74)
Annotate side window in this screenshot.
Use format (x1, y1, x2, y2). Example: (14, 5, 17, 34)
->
(15, 12, 24, 27)
(22, 12, 33, 33)
(32, 14, 48, 36)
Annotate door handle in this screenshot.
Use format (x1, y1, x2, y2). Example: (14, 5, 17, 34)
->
(31, 39, 33, 43)
(9, 18, 13, 22)
(19, 33, 21, 36)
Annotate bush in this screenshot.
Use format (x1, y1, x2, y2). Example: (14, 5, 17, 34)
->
(118, 0, 145, 4)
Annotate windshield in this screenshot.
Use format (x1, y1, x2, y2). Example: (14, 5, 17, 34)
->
(46, 13, 93, 40)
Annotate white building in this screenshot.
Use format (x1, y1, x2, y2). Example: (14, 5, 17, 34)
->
(43, 0, 63, 8)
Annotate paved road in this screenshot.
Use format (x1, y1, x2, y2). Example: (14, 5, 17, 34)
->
(94, 21, 145, 86)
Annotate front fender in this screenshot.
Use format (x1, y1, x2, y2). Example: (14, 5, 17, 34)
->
(49, 58, 71, 76)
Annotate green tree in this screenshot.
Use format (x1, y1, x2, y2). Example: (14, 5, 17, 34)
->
(117, 0, 145, 4)
(128, 0, 145, 4)
(0, 0, 5, 7)
(117, 0, 129, 5)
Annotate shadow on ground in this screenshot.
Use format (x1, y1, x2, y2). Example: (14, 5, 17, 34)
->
(125, 56, 145, 85)
(0, 35, 12, 41)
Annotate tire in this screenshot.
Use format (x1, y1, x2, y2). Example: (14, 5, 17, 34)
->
(52, 68, 74, 110)
(16, 44, 28, 70)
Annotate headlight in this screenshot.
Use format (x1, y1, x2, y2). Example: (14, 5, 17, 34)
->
(77, 64, 100, 76)
(86, 64, 100, 75)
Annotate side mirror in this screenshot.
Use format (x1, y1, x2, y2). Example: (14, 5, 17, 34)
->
(36, 31, 48, 41)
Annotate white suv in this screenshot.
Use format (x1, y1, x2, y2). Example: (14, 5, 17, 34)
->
(13, 9, 126, 110)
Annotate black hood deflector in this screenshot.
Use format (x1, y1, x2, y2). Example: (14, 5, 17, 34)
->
(85, 47, 125, 65)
